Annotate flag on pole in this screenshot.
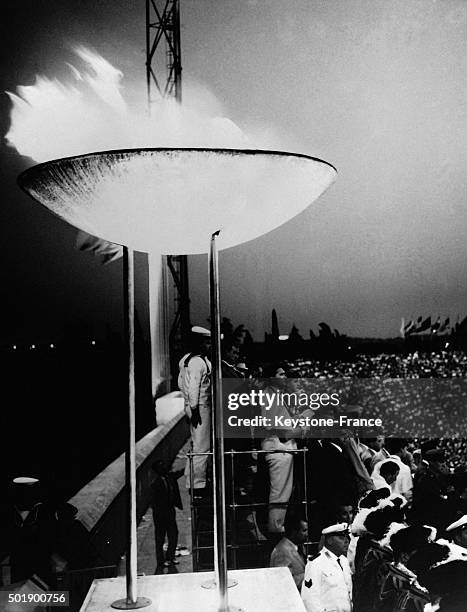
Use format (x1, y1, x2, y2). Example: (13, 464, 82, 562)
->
(431, 316, 441, 334)
(271, 309, 280, 340)
(406, 322, 416, 335)
(415, 316, 431, 333)
(437, 317, 450, 334)
(402, 319, 416, 337)
(318, 322, 333, 337)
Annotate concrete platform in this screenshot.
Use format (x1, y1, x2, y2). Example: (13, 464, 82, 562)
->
(80, 567, 305, 612)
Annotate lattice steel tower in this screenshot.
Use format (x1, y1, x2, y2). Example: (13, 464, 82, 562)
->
(145, 0, 190, 380)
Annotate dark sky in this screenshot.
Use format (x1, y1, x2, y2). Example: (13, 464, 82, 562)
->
(1, 0, 466, 344)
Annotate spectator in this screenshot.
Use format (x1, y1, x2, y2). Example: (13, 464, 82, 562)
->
(335, 502, 357, 573)
(270, 512, 308, 589)
(0, 478, 58, 585)
(450, 471, 467, 516)
(221, 341, 242, 378)
(445, 515, 467, 551)
(390, 524, 436, 571)
(360, 435, 385, 473)
(335, 502, 355, 526)
(422, 559, 467, 612)
(372, 460, 400, 494)
(151, 460, 183, 570)
(372, 438, 413, 502)
(365, 435, 389, 475)
(412, 448, 453, 528)
(306, 436, 372, 537)
(339, 430, 375, 498)
(260, 364, 297, 534)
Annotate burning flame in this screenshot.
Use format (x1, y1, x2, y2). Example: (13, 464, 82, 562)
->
(6, 47, 250, 163)
(6, 47, 334, 257)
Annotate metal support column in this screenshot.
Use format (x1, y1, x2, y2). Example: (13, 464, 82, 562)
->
(112, 248, 151, 609)
(208, 232, 242, 612)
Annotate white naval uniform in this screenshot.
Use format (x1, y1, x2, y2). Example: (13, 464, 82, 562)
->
(178, 353, 211, 489)
(301, 547, 353, 612)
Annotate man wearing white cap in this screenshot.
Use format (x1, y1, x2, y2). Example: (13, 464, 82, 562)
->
(178, 326, 212, 494)
(1, 477, 56, 584)
(445, 515, 467, 551)
(301, 523, 353, 612)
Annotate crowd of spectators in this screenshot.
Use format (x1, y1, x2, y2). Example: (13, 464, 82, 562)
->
(211, 345, 467, 610)
(284, 351, 467, 465)
(153, 329, 467, 610)
(286, 350, 467, 379)
(4, 320, 467, 612)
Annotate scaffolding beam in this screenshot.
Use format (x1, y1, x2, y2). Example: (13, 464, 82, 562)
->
(146, 0, 182, 104)
(145, 0, 190, 384)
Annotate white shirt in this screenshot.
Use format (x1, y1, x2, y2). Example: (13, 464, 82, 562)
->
(347, 533, 358, 575)
(371, 473, 394, 494)
(372, 455, 413, 502)
(178, 353, 211, 411)
(301, 546, 352, 612)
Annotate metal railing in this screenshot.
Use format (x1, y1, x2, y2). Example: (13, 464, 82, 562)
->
(186, 446, 313, 571)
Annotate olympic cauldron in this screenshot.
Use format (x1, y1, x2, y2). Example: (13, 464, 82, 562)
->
(19, 148, 336, 612)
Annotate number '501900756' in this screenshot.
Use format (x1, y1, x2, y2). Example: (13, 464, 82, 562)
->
(7, 591, 67, 604)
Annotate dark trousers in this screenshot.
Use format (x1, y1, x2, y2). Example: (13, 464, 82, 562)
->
(152, 507, 178, 565)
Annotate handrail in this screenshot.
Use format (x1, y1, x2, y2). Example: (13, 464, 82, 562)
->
(187, 447, 309, 571)
(66, 408, 189, 565)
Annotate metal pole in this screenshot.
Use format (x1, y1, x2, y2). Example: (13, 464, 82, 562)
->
(111, 247, 151, 610)
(303, 447, 309, 558)
(145, 0, 151, 109)
(230, 451, 237, 570)
(209, 231, 229, 612)
(125, 246, 137, 603)
(189, 450, 198, 571)
(173, 0, 182, 104)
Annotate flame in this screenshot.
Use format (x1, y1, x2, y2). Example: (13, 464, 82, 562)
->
(6, 47, 250, 163)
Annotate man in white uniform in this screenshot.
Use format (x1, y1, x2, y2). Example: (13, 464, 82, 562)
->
(301, 523, 353, 612)
(445, 515, 467, 551)
(178, 326, 212, 494)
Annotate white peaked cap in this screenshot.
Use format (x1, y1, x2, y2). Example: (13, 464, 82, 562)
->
(191, 325, 223, 339)
(446, 515, 467, 532)
(322, 522, 349, 535)
(191, 326, 211, 336)
(13, 476, 39, 485)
